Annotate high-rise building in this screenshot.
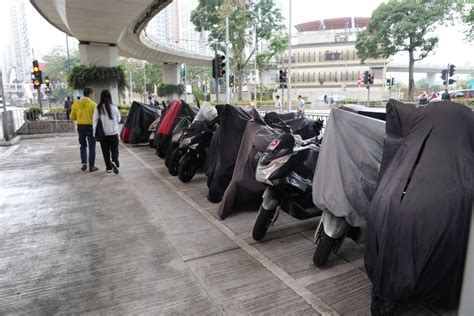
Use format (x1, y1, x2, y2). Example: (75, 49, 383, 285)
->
(146, 0, 209, 55)
(2, 0, 32, 83)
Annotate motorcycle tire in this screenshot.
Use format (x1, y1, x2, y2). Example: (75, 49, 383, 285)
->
(178, 153, 198, 183)
(252, 206, 276, 241)
(313, 231, 337, 267)
(168, 148, 183, 176)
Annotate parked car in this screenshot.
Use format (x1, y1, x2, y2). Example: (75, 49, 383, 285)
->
(450, 89, 474, 99)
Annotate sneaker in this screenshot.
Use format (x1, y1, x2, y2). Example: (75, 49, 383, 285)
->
(89, 166, 99, 172)
(106, 169, 112, 173)
(111, 162, 119, 175)
(81, 164, 87, 171)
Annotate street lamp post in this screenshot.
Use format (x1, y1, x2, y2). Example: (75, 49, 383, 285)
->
(287, 0, 292, 112)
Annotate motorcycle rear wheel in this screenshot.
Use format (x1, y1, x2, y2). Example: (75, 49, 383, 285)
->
(178, 153, 198, 183)
(168, 148, 182, 176)
(252, 206, 276, 241)
(313, 231, 337, 267)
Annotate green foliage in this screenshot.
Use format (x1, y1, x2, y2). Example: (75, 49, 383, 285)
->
(118, 58, 163, 94)
(43, 47, 80, 84)
(355, 0, 452, 99)
(256, 34, 288, 70)
(157, 84, 185, 97)
(67, 65, 127, 92)
(456, 1, 474, 40)
(24, 107, 43, 121)
(192, 86, 205, 103)
(191, 0, 287, 100)
(47, 108, 66, 114)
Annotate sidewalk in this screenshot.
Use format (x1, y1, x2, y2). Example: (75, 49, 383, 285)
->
(0, 136, 448, 315)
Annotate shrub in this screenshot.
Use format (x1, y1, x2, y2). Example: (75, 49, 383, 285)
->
(24, 107, 43, 121)
(67, 65, 126, 92)
(157, 84, 184, 97)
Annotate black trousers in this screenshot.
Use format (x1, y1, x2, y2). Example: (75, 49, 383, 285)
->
(99, 135, 119, 170)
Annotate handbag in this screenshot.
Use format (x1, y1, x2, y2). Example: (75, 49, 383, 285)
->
(95, 118, 105, 141)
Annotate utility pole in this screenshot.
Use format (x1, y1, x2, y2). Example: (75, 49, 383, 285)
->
(129, 70, 133, 104)
(1, 68, 9, 141)
(225, 16, 231, 104)
(214, 44, 219, 105)
(287, 0, 292, 112)
(143, 62, 147, 103)
(66, 35, 71, 71)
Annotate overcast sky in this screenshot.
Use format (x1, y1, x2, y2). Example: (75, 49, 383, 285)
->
(1, 0, 472, 75)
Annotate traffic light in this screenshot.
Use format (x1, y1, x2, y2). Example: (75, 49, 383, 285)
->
(363, 71, 369, 85)
(386, 79, 390, 87)
(44, 76, 51, 93)
(444, 79, 456, 85)
(279, 69, 287, 84)
(449, 64, 456, 77)
(441, 69, 448, 81)
(368, 73, 374, 85)
(32, 60, 42, 89)
(229, 75, 234, 88)
(211, 55, 225, 79)
(391, 78, 396, 86)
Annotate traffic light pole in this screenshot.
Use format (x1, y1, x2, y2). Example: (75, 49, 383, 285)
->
(367, 85, 370, 107)
(214, 44, 219, 105)
(225, 16, 231, 104)
(445, 63, 450, 91)
(37, 89, 42, 109)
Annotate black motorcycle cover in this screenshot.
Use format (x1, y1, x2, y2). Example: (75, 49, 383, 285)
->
(286, 117, 323, 140)
(218, 110, 282, 219)
(339, 104, 387, 121)
(206, 105, 252, 203)
(312, 108, 385, 228)
(124, 101, 158, 144)
(218, 109, 321, 219)
(365, 100, 474, 308)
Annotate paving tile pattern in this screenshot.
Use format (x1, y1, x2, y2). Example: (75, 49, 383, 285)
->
(0, 137, 457, 315)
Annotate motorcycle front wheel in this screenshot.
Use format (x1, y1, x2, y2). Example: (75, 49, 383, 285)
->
(252, 206, 276, 241)
(178, 152, 198, 183)
(313, 231, 337, 267)
(168, 148, 183, 176)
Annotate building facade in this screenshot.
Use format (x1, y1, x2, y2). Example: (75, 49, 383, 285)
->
(2, 0, 32, 83)
(272, 17, 387, 104)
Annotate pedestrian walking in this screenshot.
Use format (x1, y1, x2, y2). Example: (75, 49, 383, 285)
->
(275, 95, 282, 112)
(70, 88, 98, 172)
(64, 96, 72, 120)
(297, 95, 305, 118)
(441, 89, 451, 101)
(93, 89, 121, 174)
(323, 94, 328, 104)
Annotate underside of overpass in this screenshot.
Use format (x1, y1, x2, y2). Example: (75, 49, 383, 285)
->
(30, 0, 212, 102)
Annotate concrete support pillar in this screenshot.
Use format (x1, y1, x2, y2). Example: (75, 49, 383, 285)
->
(162, 63, 180, 84)
(78, 44, 119, 105)
(426, 72, 437, 85)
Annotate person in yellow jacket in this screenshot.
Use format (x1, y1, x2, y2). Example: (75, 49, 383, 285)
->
(70, 88, 98, 172)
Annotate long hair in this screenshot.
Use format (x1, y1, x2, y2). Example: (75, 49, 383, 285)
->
(97, 90, 113, 120)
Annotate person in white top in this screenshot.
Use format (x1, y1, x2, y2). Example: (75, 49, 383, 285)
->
(93, 90, 121, 174)
(297, 95, 305, 118)
(275, 95, 282, 112)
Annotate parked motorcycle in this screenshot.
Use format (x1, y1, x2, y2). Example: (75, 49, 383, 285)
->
(252, 133, 322, 241)
(165, 116, 192, 173)
(175, 118, 218, 182)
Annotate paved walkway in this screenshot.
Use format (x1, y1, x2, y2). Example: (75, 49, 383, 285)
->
(0, 136, 453, 315)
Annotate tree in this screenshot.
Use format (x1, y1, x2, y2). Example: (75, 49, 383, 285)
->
(118, 58, 163, 94)
(42, 47, 80, 84)
(191, 0, 287, 100)
(355, 0, 452, 100)
(456, 1, 474, 40)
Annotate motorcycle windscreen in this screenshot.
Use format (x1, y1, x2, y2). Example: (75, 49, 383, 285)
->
(365, 100, 474, 308)
(312, 108, 385, 229)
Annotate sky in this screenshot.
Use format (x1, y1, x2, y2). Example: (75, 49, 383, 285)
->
(0, 0, 472, 79)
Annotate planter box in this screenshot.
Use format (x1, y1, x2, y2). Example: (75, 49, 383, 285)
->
(16, 120, 76, 135)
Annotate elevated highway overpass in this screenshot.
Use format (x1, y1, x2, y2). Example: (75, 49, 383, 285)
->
(30, 0, 212, 102)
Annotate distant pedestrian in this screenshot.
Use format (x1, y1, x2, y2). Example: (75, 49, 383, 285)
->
(64, 96, 72, 120)
(70, 88, 98, 172)
(323, 94, 328, 104)
(93, 90, 121, 174)
(297, 95, 305, 118)
(441, 89, 451, 101)
(275, 95, 282, 112)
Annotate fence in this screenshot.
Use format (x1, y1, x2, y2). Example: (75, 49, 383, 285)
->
(1, 109, 75, 141)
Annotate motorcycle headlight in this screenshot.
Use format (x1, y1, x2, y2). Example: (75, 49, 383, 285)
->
(255, 155, 290, 185)
(172, 131, 183, 143)
(179, 137, 192, 148)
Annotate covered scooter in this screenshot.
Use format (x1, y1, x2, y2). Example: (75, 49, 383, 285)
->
(173, 105, 219, 182)
(165, 116, 193, 172)
(311, 107, 385, 266)
(366, 100, 474, 313)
